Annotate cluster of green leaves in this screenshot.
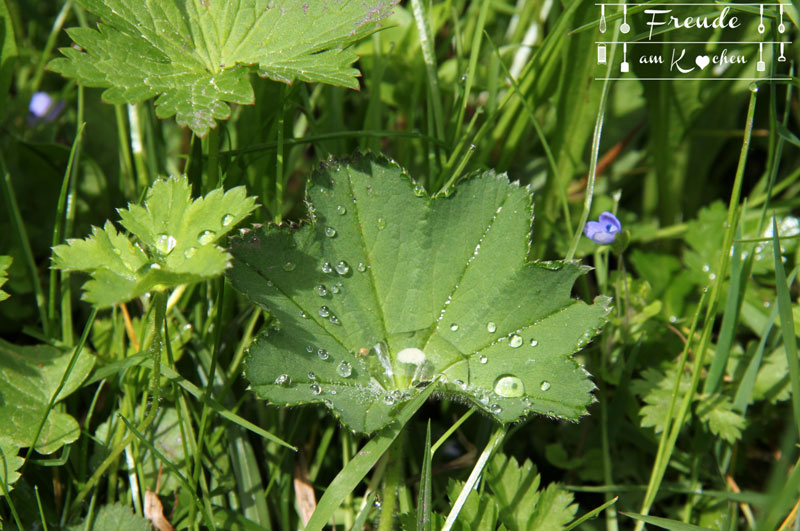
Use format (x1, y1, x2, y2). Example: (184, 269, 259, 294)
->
(52, 175, 257, 307)
(49, 0, 398, 136)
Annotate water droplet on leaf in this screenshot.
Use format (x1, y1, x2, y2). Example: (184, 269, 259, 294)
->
(318, 306, 330, 318)
(275, 374, 291, 386)
(478, 355, 488, 364)
(222, 214, 234, 226)
(184, 247, 196, 259)
(322, 262, 333, 274)
(336, 205, 347, 215)
(316, 284, 328, 296)
(317, 349, 329, 360)
(530, 339, 538, 347)
(310, 383, 322, 395)
(487, 322, 497, 333)
(540, 381, 551, 392)
(335, 261, 350, 275)
(490, 403, 502, 414)
(325, 226, 337, 238)
(494, 375, 525, 397)
(376, 217, 386, 230)
(282, 261, 296, 272)
(357, 262, 367, 272)
(337, 360, 352, 377)
(308, 372, 316, 380)
(198, 230, 215, 245)
(450, 323, 459, 332)
(509, 334, 523, 348)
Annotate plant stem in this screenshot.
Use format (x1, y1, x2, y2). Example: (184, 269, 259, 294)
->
(378, 435, 404, 531)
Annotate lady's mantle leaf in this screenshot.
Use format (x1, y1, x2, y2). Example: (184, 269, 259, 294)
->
(53, 175, 257, 307)
(0, 339, 95, 494)
(48, 0, 397, 136)
(228, 154, 610, 434)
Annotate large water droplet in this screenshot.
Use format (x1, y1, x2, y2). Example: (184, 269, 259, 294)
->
(335, 261, 350, 275)
(487, 322, 497, 333)
(478, 355, 488, 364)
(310, 383, 322, 395)
(337, 360, 352, 377)
(376, 218, 386, 230)
(316, 284, 328, 296)
(198, 230, 215, 245)
(494, 375, 525, 397)
(275, 374, 291, 386)
(337, 205, 347, 215)
(325, 226, 337, 238)
(357, 262, 367, 272)
(155, 233, 177, 254)
(282, 261, 296, 272)
(509, 334, 523, 348)
(450, 323, 459, 332)
(322, 262, 333, 274)
(540, 381, 551, 392)
(222, 214, 234, 226)
(317, 349, 329, 360)
(397, 348, 426, 365)
(318, 306, 330, 318)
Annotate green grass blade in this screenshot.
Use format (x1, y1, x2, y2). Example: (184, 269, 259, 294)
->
(622, 512, 716, 531)
(771, 217, 800, 440)
(306, 382, 438, 531)
(416, 420, 433, 531)
(565, 497, 619, 531)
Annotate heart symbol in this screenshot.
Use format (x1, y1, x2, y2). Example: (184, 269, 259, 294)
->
(695, 55, 710, 70)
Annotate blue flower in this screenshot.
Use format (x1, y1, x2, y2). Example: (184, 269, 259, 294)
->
(584, 211, 621, 244)
(27, 92, 65, 125)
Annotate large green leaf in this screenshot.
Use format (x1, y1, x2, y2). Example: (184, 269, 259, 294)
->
(228, 154, 609, 433)
(53, 175, 257, 307)
(48, 0, 397, 136)
(0, 339, 95, 494)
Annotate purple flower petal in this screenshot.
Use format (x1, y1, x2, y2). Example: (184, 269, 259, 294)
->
(598, 212, 621, 234)
(29, 92, 53, 118)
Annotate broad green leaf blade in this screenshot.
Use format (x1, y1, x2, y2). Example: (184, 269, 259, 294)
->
(0, 441, 23, 496)
(52, 175, 257, 307)
(0, 255, 11, 301)
(229, 153, 609, 433)
(0, 339, 94, 454)
(48, 0, 398, 136)
(68, 502, 149, 531)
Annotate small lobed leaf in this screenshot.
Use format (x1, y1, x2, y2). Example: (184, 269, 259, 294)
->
(228, 153, 609, 434)
(52, 175, 257, 307)
(48, 0, 398, 136)
(0, 255, 11, 301)
(0, 340, 95, 460)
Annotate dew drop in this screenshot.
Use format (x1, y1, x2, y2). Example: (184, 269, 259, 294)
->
(487, 322, 497, 333)
(450, 323, 459, 332)
(184, 247, 196, 259)
(306, 345, 313, 353)
(490, 403, 502, 414)
(317, 349, 329, 360)
(198, 230, 215, 245)
(322, 261, 333, 274)
(478, 355, 488, 364)
(540, 381, 551, 392)
(530, 339, 539, 347)
(275, 374, 291, 386)
(329, 315, 341, 325)
(382, 394, 396, 405)
(299, 311, 308, 319)
(337, 360, 352, 377)
(316, 284, 328, 296)
(453, 379, 467, 390)
(494, 375, 525, 397)
(376, 217, 386, 230)
(282, 261, 296, 272)
(222, 214, 235, 226)
(325, 226, 337, 238)
(318, 306, 331, 318)
(335, 261, 350, 275)
(330, 283, 341, 294)
(522, 397, 532, 407)
(357, 262, 367, 272)
(308, 371, 316, 380)
(310, 383, 322, 395)
(336, 205, 347, 215)
(509, 334, 523, 348)
(413, 183, 425, 197)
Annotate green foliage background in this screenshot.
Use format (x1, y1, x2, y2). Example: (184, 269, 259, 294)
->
(1, 0, 799, 529)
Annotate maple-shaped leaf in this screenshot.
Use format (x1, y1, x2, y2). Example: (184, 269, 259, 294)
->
(53, 175, 257, 307)
(48, 0, 397, 136)
(0, 255, 10, 301)
(228, 153, 610, 434)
